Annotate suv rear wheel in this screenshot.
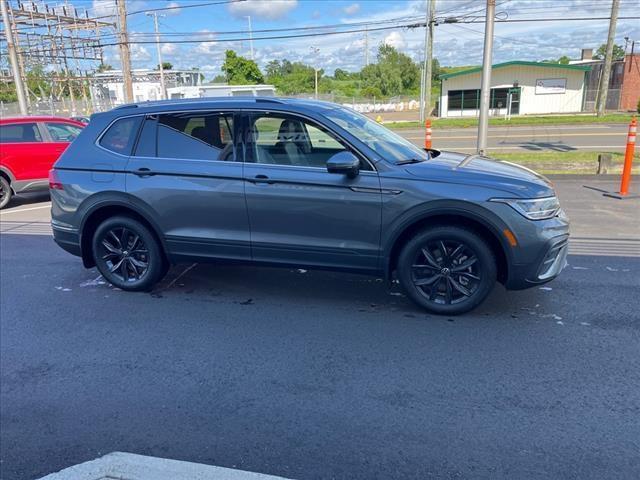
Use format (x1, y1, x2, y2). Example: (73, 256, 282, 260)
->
(92, 216, 165, 291)
(0, 177, 12, 209)
(397, 226, 497, 315)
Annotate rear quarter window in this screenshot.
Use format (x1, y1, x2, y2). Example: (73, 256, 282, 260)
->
(99, 116, 143, 155)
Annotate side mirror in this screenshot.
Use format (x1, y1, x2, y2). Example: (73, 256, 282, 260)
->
(326, 151, 360, 178)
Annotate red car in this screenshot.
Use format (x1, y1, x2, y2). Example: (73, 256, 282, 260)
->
(0, 116, 85, 208)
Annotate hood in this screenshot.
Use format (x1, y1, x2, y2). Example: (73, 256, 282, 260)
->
(404, 151, 555, 198)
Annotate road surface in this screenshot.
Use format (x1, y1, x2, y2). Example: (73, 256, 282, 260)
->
(1, 179, 639, 479)
(395, 123, 629, 153)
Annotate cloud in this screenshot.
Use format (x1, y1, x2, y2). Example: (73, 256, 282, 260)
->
(343, 3, 360, 15)
(384, 31, 406, 49)
(165, 1, 182, 16)
(130, 44, 151, 62)
(161, 43, 178, 55)
(228, 0, 298, 20)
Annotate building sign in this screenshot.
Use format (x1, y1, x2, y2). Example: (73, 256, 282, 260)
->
(535, 78, 567, 94)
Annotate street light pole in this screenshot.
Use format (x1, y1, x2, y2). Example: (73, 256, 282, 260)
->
(147, 12, 166, 100)
(246, 16, 254, 60)
(0, 0, 28, 115)
(477, 0, 496, 156)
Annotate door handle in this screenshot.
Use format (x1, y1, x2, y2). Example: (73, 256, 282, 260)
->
(251, 174, 274, 185)
(132, 167, 156, 177)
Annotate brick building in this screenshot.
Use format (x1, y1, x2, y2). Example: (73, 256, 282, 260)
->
(619, 54, 640, 111)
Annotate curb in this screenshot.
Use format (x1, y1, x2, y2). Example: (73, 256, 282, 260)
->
(38, 452, 293, 480)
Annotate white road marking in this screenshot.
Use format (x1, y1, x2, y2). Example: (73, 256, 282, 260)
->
(0, 203, 51, 214)
(403, 132, 625, 140)
(38, 451, 292, 480)
(409, 145, 627, 151)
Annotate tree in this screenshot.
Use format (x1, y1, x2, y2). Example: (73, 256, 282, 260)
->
(360, 44, 420, 96)
(211, 74, 227, 83)
(557, 55, 571, 65)
(333, 68, 350, 81)
(431, 58, 441, 83)
(594, 43, 625, 60)
(156, 62, 173, 70)
(221, 50, 264, 84)
(96, 63, 114, 73)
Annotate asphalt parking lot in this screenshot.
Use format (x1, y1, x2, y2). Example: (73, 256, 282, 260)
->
(1, 177, 639, 479)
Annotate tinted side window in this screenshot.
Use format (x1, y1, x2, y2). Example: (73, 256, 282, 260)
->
(99, 116, 143, 155)
(157, 112, 235, 161)
(134, 116, 157, 157)
(0, 123, 42, 143)
(45, 122, 82, 142)
(248, 114, 371, 170)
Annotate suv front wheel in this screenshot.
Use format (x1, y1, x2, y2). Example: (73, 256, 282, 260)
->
(92, 216, 165, 291)
(397, 226, 497, 315)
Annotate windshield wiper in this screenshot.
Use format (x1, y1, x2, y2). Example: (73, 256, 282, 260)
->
(396, 158, 426, 165)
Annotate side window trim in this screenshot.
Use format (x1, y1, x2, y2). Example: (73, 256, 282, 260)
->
(241, 110, 376, 172)
(37, 122, 52, 142)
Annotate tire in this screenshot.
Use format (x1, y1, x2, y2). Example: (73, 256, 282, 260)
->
(92, 216, 165, 292)
(397, 226, 497, 315)
(0, 176, 12, 209)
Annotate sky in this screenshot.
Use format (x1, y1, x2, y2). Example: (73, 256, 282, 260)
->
(67, 0, 640, 78)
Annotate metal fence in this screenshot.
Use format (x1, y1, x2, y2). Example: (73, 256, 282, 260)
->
(0, 97, 121, 118)
(582, 88, 622, 112)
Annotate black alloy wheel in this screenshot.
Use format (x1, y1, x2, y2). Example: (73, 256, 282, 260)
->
(98, 226, 150, 283)
(411, 239, 482, 305)
(398, 226, 497, 315)
(92, 216, 165, 291)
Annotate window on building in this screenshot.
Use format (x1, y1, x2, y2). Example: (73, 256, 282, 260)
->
(448, 89, 480, 111)
(448, 88, 516, 112)
(491, 88, 509, 109)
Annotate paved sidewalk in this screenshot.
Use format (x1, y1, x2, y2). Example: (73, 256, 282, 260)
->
(39, 452, 292, 480)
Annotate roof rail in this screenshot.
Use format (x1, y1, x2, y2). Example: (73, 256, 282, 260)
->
(113, 104, 139, 110)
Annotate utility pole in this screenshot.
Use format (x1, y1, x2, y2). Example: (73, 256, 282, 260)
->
(596, 0, 619, 117)
(245, 16, 254, 60)
(147, 12, 166, 100)
(477, 0, 496, 156)
(310, 46, 320, 99)
(420, 0, 436, 122)
(1, 0, 28, 115)
(425, 0, 435, 118)
(364, 25, 369, 66)
(117, 0, 134, 103)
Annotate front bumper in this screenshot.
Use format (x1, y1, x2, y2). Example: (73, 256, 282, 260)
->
(505, 234, 569, 290)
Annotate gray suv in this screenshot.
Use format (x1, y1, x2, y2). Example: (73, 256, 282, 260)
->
(50, 98, 569, 314)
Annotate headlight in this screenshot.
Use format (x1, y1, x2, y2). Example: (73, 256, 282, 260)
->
(490, 196, 560, 220)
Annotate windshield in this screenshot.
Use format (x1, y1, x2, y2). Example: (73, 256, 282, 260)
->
(324, 106, 429, 163)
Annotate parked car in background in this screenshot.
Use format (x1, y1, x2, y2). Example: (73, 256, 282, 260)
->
(0, 116, 84, 208)
(70, 116, 91, 125)
(50, 98, 569, 315)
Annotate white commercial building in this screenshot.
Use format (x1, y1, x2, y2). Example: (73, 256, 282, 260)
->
(439, 61, 591, 118)
(90, 69, 202, 106)
(167, 84, 276, 99)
